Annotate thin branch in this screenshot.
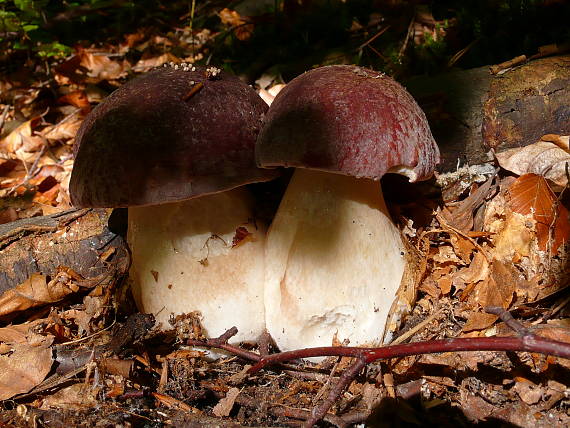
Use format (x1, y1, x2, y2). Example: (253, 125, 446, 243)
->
(185, 323, 570, 427)
(247, 335, 570, 373)
(304, 358, 367, 428)
(485, 306, 530, 335)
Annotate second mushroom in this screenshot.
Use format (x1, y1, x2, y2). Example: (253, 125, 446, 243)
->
(256, 65, 440, 352)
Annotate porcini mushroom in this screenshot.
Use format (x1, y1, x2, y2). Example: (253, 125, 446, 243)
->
(257, 65, 439, 352)
(70, 64, 277, 342)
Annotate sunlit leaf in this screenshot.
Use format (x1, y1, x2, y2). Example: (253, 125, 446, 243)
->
(507, 174, 570, 252)
(496, 138, 570, 190)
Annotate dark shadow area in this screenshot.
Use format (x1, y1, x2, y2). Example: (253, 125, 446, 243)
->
(367, 396, 521, 428)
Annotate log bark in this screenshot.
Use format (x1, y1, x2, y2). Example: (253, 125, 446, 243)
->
(405, 55, 570, 172)
(0, 208, 129, 293)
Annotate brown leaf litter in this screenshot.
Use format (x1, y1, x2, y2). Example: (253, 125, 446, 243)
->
(1, 29, 569, 425)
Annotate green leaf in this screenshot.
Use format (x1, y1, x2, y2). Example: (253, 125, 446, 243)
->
(36, 41, 72, 58)
(22, 23, 38, 31)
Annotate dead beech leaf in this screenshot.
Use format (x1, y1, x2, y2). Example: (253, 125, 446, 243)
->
(490, 210, 534, 263)
(463, 311, 498, 332)
(463, 263, 515, 332)
(496, 140, 570, 190)
(0, 326, 53, 400)
(541, 134, 569, 151)
(133, 52, 181, 72)
(218, 8, 253, 40)
(41, 117, 83, 141)
(39, 383, 99, 410)
(448, 233, 476, 263)
(454, 251, 490, 284)
(57, 90, 90, 111)
(472, 274, 507, 309)
(492, 259, 539, 302)
(439, 177, 495, 232)
(219, 8, 246, 26)
(437, 276, 452, 295)
(0, 272, 80, 317)
(212, 387, 240, 417)
(512, 378, 543, 405)
(0, 118, 40, 154)
(77, 47, 129, 82)
(507, 174, 570, 252)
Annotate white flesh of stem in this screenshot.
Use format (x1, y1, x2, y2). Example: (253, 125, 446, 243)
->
(264, 169, 406, 352)
(128, 187, 265, 343)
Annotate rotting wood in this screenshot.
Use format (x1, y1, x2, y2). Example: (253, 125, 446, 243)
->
(405, 55, 570, 172)
(0, 208, 129, 293)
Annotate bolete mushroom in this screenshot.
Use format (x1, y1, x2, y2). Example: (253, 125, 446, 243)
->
(256, 65, 440, 352)
(70, 64, 277, 343)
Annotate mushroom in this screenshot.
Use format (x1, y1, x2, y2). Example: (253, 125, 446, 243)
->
(70, 64, 277, 343)
(256, 65, 440, 352)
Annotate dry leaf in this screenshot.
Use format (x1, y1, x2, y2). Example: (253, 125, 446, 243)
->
(454, 251, 490, 284)
(507, 174, 570, 252)
(0, 118, 40, 154)
(541, 134, 569, 151)
(77, 47, 129, 82)
(490, 210, 534, 262)
(41, 117, 83, 141)
(437, 276, 452, 295)
(463, 311, 498, 332)
(463, 262, 515, 332)
(0, 324, 53, 400)
(39, 383, 98, 410)
(512, 378, 543, 405)
(133, 52, 181, 72)
(496, 139, 570, 190)
(431, 245, 462, 265)
(212, 387, 240, 417)
(439, 177, 495, 232)
(0, 272, 80, 317)
(57, 90, 90, 111)
(448, 233, 476, 263)
(219, 8, 246, 26)
(218, 8, 253, 40)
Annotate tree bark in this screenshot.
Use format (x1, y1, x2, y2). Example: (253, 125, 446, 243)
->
(405, 55, 570, 172)
(0, 209, 129, 293)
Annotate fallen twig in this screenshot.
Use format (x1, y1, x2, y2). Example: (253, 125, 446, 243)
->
(186, 314, 570, 427)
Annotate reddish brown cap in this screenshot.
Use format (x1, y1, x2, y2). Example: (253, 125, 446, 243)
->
(256, 65, 440, 182)
(70, 65, 276, 208)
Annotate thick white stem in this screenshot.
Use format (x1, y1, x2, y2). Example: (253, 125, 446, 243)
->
(128, 187, 266, 343)
(264, 169, 406, 351)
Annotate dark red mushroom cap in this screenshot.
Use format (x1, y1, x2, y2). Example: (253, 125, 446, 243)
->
(70, 65, 276, 208)
(256, 65, 440, 181)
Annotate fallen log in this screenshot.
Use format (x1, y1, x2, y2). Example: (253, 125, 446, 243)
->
(0, 208, 129, 294)
(405, 55, 570, 172)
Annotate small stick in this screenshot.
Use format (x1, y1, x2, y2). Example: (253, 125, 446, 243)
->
(0, 104, 10, 134)
(187, 327, 262, 362)
(304, 358, 367, 428)
(182, 81, 204, 101)
(485, 306, 531, 336)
